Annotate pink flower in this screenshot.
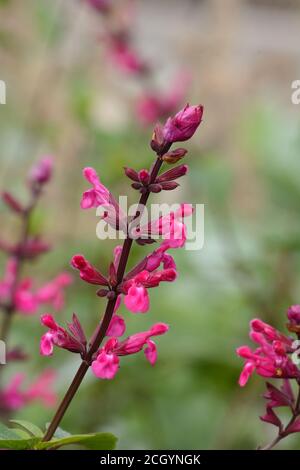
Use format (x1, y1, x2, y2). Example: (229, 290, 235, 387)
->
(106, 34, 146, 76)
(0, 370, 57, 411)
(36, 273, 72, 311)
(81, 167, 126, 231)
(91, 323, 169, 379)
(85, 0, 110, 12)
(122, 268, 176, 314)
(29, 156, 53, 185)
(40, 314, 86, 356)
(130, 203, 193, 247)
(236, 319, 299, 387)
(162, 104, 204, 143)
(71, 254, 108, 286)
(107, 314, 126, 337)
(136, 72, 191, 126)
(14, 273, 72, 315)
(24, 370, 57, 407)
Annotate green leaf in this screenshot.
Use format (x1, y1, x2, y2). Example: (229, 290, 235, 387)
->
(36, 432, 118, 450)
(10, 420, 44, 438)
(0, 422, 20, 440)
(45, 424, 71, 439)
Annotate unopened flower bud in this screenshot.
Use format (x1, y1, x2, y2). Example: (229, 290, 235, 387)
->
(138, 169, 150, 185)
(162, 104, 203, 143)
(162, 148, 187, 164)
(124, 167, 139, 182)
(148, 184, 162, 193)
(29, 157, 53, 186)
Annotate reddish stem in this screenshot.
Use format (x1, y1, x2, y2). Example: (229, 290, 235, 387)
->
(43, 155, 165, 442)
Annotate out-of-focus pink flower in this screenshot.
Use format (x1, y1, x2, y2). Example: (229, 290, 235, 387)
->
(91, 322, 169, 379)
(16, 237, 51, 259)
(14, 279, 39, 314)
(162, 104, 204, 143)
(106, 34, 147, 76)
(85, 0, 111, 13)
(14, 273, 72, 315)
(0, 258, 17, 304)
(24, 370, 57, 407)
(236, 319, 299, 387)
(81, 167, 126, 231)
(136, 72, 191, 126)
(40, 313, 86, 356)
(36, 273, 72, 311)
(0, 370, 57, 411)
(71, 254, 108, 286)
(29, 156, 53, 186)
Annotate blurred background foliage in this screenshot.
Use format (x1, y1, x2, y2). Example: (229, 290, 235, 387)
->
(1, 0, 300, 449)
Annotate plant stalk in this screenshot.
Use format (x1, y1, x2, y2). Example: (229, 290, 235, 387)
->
(43, 156, 164, 442)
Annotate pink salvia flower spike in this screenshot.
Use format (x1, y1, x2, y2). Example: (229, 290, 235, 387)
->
(41, 104, 203, 442)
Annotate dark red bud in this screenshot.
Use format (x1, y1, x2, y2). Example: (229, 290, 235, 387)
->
(106, 290, 116, 300)
(138, 169, 150, 185)
(162, 148, 188, 164)
(124, 167, 139, 182)
(160, 181, 179, 191)
(157, 164, 188, 182)
(148, 184, 162, 193)
(97, 288, 109, 297)
(131, 182, 142, 190)
(150, 123, 166, 154)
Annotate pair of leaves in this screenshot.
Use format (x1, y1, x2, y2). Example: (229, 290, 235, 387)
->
(0, 420, 117, 450)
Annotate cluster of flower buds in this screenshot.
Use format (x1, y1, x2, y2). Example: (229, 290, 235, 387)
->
(124, 164, 188, 194)
(40, 104, 203, 382)
(237, 306, 300, 447)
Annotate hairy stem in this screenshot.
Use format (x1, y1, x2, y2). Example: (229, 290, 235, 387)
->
(43, 155, 165, 442)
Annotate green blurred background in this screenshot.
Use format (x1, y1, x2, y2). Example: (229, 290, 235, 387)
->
(1, 0, 300, 449)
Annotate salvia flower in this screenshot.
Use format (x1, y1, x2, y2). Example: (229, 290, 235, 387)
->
(162, 104, 204, 143)
(236, 318, 298, 387)
(40, 313, 86, 356)
(91, 323, 169, 379)
(81, 167, 126, 231)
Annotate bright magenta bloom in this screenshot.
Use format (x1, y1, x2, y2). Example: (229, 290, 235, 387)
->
(81, 167, 126, 231)
(162, 104, 203, 143)
(40, 314, 86, 356)
(71, 254, 108, 286)
(236, 319, 299, 387)
(91, 323, 169, 379)
(130, 203, 193, 246)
